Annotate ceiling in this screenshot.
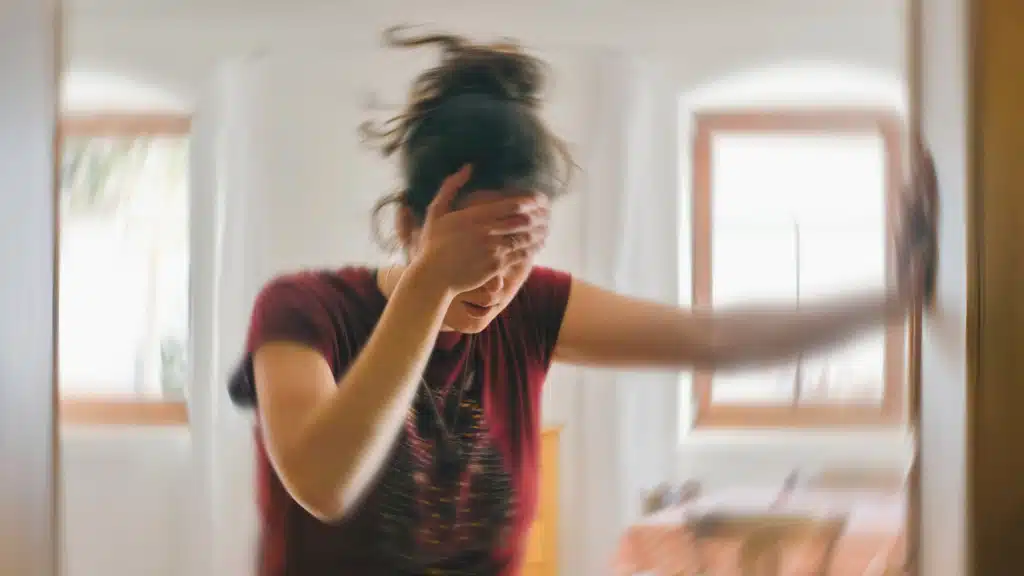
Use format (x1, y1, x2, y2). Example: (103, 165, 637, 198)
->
(66, 0, 899, 19)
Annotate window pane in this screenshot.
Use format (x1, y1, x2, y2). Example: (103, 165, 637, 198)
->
(800, 332, 886, 403)
(798, 222, 886, 404)
(711, 365, 799, 405)
(713, 222, 797, 307)
(708, 130, 887, 407)
(711, 222, 798, 405)
(59, 135, 189, 400)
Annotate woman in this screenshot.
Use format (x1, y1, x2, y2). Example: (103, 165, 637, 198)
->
(228, 28, 937, 576)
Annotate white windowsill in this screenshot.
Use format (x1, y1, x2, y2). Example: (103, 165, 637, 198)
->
(675, 428, 914, 485)
(682, 427, 911, 446)
(60, 425, 192, 449)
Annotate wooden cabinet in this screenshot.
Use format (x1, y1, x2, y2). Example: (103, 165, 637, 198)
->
(521, 427, 560, 576)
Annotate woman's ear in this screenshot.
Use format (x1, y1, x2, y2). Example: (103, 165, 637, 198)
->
(395, 204, 419, 253)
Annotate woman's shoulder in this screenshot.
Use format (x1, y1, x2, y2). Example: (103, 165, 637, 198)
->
(516, 265, 573, 309)
(255, 266, 385, 311)
(247, 265, 387, 353)
(258, 265, 374, 291)
(231, 266, 383, 408)
(499, 266, 573, 365)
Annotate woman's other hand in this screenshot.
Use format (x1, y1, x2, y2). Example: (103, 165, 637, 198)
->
(894, 136, 939, 309)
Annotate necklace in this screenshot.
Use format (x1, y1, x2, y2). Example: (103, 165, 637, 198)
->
(420, 334, 475, 474)
(380, 265, 473, 471)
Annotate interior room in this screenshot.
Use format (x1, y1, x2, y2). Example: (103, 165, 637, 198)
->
(5, 0, 997, 574)
(56, 1, 913, 573)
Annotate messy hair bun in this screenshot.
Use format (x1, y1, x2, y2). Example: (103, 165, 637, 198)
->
(363, 26, 574, 249)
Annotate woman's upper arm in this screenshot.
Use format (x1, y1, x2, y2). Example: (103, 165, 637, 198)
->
(245, 276, 341, 461)
(553, 278, 711, 369)
(253, 344, 336, 456)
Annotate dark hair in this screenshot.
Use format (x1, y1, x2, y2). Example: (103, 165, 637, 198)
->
(362, 26, 575, 248)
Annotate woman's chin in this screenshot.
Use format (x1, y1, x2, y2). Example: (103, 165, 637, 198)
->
(445, 317, 491, 334)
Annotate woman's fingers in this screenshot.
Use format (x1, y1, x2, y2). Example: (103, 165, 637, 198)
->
(447, 192, 551, 270)
(457, 193, 549, 226)
(425, 164, 473, 222)
(895, 140, 939, 304)
(501, 234, 547, 266)
(471, 221, 548, 273)
(498, 224, 548, 252)
(486, 208, 549, 236)
(911, 152, 938, 295)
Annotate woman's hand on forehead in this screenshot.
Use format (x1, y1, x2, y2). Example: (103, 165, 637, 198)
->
(452, 194, 549, 231)
(453, 188, 547, 211)
(413, 166, 550, 294)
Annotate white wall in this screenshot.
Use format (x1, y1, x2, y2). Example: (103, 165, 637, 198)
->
(0, 1, 59, 574)
(60, 429, 190, 576)
(918, 0, 969, 572)
(60, 3, 912, 576)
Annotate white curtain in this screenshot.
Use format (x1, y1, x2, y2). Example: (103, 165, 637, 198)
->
(187, 57, 261, 576)
(575, 50, 682, 575)
(184, 60, 217, 576)
(188, 51, 399, 576)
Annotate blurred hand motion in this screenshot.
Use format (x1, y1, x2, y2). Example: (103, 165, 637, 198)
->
(895, 134, 939, 308)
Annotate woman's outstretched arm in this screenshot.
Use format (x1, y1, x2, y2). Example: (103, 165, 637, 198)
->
(554, 146, 937, 372)
(553, 282, 906, 370)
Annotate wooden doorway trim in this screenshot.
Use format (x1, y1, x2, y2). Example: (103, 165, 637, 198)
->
(967, 0, 1024, 573)
(905, 0, 924, 573)
(915, 0, 1024, 572)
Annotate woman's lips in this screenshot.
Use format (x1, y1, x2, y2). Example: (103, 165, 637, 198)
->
(462, 301, 497, 317)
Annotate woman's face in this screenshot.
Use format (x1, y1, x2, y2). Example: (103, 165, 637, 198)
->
(404, 189, 537, 334)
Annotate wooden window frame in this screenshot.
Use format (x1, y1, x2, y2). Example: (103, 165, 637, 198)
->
(58, 112, 191, 426)
(691, 109, 907, 429)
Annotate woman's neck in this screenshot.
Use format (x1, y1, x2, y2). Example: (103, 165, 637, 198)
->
(375, 265, 407, 300)
(376, 265, 457, 334)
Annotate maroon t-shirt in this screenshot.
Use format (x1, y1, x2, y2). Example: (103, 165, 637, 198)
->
(232, 266, 572, 575)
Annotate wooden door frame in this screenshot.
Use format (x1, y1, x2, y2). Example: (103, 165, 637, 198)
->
(965, 0, 1024, 573)
(906, 1, 924, 573)
(914, 0, 1024, 572)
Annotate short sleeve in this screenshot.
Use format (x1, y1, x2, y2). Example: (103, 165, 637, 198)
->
(245, 275, 338, 359)
(228, 274, 339, 408)
(516, 266, 573, 367)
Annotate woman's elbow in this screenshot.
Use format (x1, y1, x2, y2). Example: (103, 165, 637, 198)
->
(687, 331, 729, 370)
(689, 330, 752, 371)
(284, 478, 349, 523)
(272, 455, 352, 523)
(696, 334, 788, 371)
(302, 500, 348, 524)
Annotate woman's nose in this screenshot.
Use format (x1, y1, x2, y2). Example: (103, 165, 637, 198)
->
(481, 274, 504, 300)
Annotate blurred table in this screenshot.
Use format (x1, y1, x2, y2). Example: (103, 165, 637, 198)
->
(613, 488, 905, 575)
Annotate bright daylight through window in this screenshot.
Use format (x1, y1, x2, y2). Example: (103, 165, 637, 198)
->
(692, 112, 905, 428)
(58, 118, 190, 415)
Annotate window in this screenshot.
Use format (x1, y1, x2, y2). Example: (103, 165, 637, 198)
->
(58, 114, 191, 425)
(691, 110, 905, 428)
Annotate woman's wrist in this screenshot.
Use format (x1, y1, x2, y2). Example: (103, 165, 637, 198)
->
(400, 259, 457, 306)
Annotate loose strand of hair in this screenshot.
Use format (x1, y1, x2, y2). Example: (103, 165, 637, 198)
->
(383, 25, 468, 57)
(370, 190, 407, 251)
